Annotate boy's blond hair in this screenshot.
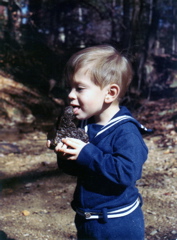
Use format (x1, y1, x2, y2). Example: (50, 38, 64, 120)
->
(65, 45, 133, 98)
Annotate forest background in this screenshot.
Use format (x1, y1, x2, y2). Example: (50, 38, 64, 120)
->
(0, 0, 177, 126)
(0, 1, 177, 240)
(0, 0, 177, 125)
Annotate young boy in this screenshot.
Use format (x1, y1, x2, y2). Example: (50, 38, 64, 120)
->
(48, 45, 149, 239)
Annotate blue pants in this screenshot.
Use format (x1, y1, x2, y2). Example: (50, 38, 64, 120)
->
(75, 206, 144, 240)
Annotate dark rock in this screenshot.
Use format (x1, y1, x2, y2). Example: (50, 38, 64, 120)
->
(47, 106, 88, 149)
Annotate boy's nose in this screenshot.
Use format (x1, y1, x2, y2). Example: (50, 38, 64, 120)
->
(68, 89, 76, 99)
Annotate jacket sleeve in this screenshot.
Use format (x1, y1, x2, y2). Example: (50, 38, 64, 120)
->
(76, 131, 148, 186)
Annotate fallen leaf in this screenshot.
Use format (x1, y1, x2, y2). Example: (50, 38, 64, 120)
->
(164, 192, 172, 196)
(22, 210, 30, 216)
(2, 188, 13, 194)
(163, 149, 170, 154)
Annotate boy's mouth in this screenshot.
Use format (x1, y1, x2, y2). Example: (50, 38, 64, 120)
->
(71, 105, 80, 115)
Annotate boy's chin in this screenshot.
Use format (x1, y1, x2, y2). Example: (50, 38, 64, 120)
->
(75, 114, 88, 121)
(76, 115, 84, 120)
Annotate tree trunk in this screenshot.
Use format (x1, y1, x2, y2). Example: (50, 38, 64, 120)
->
(137, 0, 160, 91)
(172, 1, 177, 54)
(120, 0, 131, 50)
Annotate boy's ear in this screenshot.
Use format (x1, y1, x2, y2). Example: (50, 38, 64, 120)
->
(105, 84, 120, 103)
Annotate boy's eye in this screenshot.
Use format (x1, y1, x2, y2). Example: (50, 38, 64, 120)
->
(76, 87, 84, 92)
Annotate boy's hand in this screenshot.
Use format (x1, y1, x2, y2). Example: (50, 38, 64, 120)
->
(46, 140, 50, 148)
(47, 140, 68, 160)
(55, 138, 87, 161)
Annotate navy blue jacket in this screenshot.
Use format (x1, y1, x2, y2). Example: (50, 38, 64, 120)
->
(57, 106, 149, 212)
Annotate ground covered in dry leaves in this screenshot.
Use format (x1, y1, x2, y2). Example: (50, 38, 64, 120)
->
(0, 98, 177, 240)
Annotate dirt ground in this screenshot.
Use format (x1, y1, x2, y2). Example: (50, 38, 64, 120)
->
(0, 121, 177, 240)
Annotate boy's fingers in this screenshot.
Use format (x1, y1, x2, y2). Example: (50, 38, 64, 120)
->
(62, 138, 83, 148)
(66, 155, 76, 161)
(55, 142, 67, 151)
(46, 140, 51, 148)
(59, 147, 76, 155)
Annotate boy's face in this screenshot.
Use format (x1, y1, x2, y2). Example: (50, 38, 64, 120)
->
(68, 67, 109, 123)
